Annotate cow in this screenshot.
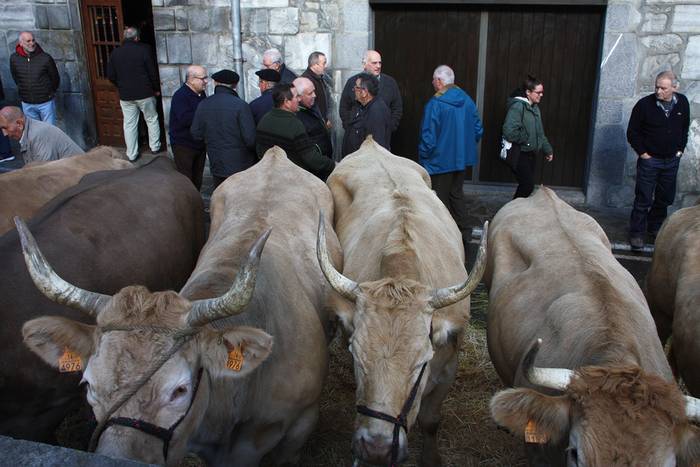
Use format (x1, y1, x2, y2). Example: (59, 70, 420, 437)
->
(20, 147, 342, 466)
(0, 156, 204, 443)
(315, 138, 487, 466)
(485, 187, 700, 466)
(646, 203, 700, 397)
(0, 146, 131, 235)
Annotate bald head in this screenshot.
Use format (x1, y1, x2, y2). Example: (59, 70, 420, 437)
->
(0, 106, 26, 140)
(362, 50, 382, 76)
(293, 77, 316, 108)
(18, 32, 36, 54)
(186, 65, 208, 93)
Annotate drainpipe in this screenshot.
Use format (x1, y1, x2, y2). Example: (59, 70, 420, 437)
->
(230, 0, 246, 100)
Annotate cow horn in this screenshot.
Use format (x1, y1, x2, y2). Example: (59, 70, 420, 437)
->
(187, 228, 271, 328)
(14, 217, 109, 317)
(316, 211, 359, 302)
(429, 221, 489, 309)
(685, 396, 700, 421)
(522, 338, 573, 391)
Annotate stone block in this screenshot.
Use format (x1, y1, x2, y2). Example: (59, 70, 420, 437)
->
(599, 33, 638, 98)
(69, 2, 81, 31)
(605, 2, 642, 32)
(270, 8, 299, 34)
(590, 124, 627, 186)
(640, 34, 682, 53)
(300, 11, 319, 31)
(175, 9, 188, 30)
(241, 0, 288, 8)
(640, 53, 680, 82)
(242, 8, 268, 35)
(284, 32, 330, 70)
(43, 31, 76, 60)
(154, 9, 176, 31)
(165, 0, 188, 6)
(152, 0, 164, 6)
(192, 33, 219, 66)
(641, 13, 666, 33)
(320, 3, 339, 30)
(59, 61, 83, 92)
(35, 6, 49, 30)
(47, 5, 71, 30)
(306, 2, 320, 9)
(670, 5, 700, 31)
(0, 6, 36, 30)
(166, 33, 192, 64)
(155, 33, 168, 64)
(189, 7, 230, 33)
(339, 0, 369, 33)
(685, 81, 700, 105)
(606, 184, 634, 209)
(595, 99, 624, 125)
(682, 36, 700, 80)
(333, 32, 368, 69)
(158, 65, 182, 97)
(219, 34, 236, 68)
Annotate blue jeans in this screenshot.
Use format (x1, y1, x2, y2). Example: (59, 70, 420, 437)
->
(22, 99, 57, 126)
(0, 132, 10, 159)
(629, 156, 680, 237)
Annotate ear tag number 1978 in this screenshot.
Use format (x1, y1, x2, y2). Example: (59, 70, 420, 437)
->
(58, 348, 83, 373)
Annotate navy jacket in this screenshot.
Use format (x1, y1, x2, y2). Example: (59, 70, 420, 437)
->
(250, 90, 273, 125)
(297, 104, 332, 158)
(341, 97, 391, 157)
(190, 86, 256, 178)
(627, 93, 690, 158)
(169, 84, 206, 149)
(340, 73, 402, 131)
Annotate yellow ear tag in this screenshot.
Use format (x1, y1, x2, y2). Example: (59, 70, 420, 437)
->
(58, 348, 83, 373)
(525, 420, 548, 444)
(226, 343, 245, 372)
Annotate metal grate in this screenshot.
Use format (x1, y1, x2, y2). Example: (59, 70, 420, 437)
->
(87, 5, 120, 79)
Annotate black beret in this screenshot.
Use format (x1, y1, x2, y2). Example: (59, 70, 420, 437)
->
(211, 69, 239, 85)
(255, 68, 281, 83)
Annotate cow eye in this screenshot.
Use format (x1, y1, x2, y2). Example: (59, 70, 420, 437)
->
(170, 385, 188, 402)
(566, 446, 579, 466)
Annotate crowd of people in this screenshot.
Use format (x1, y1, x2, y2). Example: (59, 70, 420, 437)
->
(0, 28, 690, 251)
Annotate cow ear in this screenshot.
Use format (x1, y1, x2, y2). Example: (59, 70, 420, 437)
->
(200, 326, 273, 379)
(676, 424, 700, 466)
(22, 317, 96, 369)
(328, 293, 356, 334)
(490, 388, 571, 444)
(431, 314, 466, 347)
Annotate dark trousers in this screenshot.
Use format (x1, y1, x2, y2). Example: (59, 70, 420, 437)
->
(430, 169, 468, 231)
(629, 156, 680, 237)
(172, 144, 206, 191)
(213, 175, 227, 190)
(0, 132, 10, 158)
(513, 151, 536, 199)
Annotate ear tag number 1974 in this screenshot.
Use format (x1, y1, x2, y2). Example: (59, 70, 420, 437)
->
(58, 348, 83, 373)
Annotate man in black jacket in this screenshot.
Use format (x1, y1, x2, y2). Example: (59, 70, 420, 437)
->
(262, 48, 297, 84)
(190, 70, 256, 189)
(627, 71, 690, 250)
(301, 51, 332, 127)
(339, 50, 402, 133)
(10, 32, 60, 126)
(108, 26, 161, 162)
(341, 73, 391, 157)
(293, 77, 332, 159)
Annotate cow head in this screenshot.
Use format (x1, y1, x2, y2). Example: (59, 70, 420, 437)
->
(16, 217, 274, 466)
(317, 214, 488, 465)
(491, 339, 700, 466)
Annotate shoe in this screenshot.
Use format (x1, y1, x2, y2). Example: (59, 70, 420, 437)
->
(0, 155, 15, 163)
(150, 148, 161, 155)
(128, 154, 140, 163)
(629, 236, 644, 251)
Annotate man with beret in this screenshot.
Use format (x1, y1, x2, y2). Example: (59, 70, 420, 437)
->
(250, 68, 280, 124)
(190, 69, 256, 188)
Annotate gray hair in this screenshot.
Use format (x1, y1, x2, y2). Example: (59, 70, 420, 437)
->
(123, 27, 139, 41)
(293, 77, 314, 95)
(0, 106, 25, 121)
(263, 48, 283, 65)
(433, 65, 455, 85)
(186, 65, 206, 80)
(656, 70, 679, 87)
(362, 49, 379, 65)
(18, 31, 34, 41)
(308, 51, 326, 67)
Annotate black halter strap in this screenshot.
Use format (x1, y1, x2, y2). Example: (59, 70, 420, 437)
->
(356, 362, 428, 467)
(94, 367, 204, 461)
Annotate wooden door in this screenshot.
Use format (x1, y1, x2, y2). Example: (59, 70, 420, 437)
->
(80, 0, 125, 146)
(374, 5, 481, 162)
(478, 5, 603, 188)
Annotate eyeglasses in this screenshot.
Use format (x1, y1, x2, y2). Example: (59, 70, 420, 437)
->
(194, 76, 208, 81)
(529, 90, 544, 95)
(353, 86, 366, 91)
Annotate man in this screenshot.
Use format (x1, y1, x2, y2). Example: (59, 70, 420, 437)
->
(339, 50, 402, 133)
(169, 65, 207, 190)
(10, 32, 60, 126)
(0, 76, 13, 163)
(108, 26, 161, 162)
(293, 77, 332, 159)
(256, 83, 335, 180)
(302, 51, 332, 126)
(418, 65, 483, 237)
(190, 69, 256, 189)
(262, 48, 297, 84)
(627, 70, 690, 250)
(0, 106, 83, 163)
(250, 68, 280, 124)
(341, 73, 391, 157)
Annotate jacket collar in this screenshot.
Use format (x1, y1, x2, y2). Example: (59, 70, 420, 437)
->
(434, 83, 459, 97)
(15, 43, 43, 58)
(214, 85, 239, 97)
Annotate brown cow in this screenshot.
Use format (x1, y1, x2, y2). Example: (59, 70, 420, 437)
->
(0, 146, 130, 235)
(20, 147, 342, 466)
(316, 138, 487, 466)
(646, 204, 700, 396)
(485, 187, 700, 466)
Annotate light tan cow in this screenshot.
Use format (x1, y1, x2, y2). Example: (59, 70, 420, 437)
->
(485, 187, 700, 466)
(646, 204, 700, 396)
(20, 147, 342, 466)
(316, 138, 487, 466)
(0, 146, 130, 235)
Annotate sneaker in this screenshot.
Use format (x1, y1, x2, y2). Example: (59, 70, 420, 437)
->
(629, 236, 644, 251)
(0, 155, 15, 163)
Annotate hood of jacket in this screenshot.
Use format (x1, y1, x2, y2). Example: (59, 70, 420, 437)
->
(507, 95, 531, 109)
(15, 43, 44, 58)
(434, 85, 466, 107)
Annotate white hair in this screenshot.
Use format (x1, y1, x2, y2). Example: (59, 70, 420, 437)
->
(362, 49, 379, 64)
(656, 70, 679, 87)
(123, 26, 139, 41)
(293, 77, 313, 95)
(186, 65, 206, 80)
(263, 48, 283, 65)
(433, 65, 454, 85)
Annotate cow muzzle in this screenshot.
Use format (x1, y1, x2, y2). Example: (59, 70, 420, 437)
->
(352, 427, 408, 466)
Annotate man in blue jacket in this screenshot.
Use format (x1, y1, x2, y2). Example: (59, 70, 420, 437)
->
(418, 65, 483, 235)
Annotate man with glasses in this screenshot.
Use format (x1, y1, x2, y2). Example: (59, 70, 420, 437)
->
(341, 73, 391, 157)
(169, 65, 208, 190)
(262, 48, 297, 84)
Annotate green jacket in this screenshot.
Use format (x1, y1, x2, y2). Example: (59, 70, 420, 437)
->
(502, 97, 553, 156)
(256, 108, 335, 180)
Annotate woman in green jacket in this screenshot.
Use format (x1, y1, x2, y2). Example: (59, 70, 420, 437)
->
(502, 75, 554, 198)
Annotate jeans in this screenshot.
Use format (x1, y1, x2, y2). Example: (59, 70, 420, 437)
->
(120, 97, 161, 160)
(430, 169, 468, 231)
(629, 156, 680, 237)
(22, 99, 56, 126)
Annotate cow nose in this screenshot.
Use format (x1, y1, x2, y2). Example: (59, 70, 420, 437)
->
(352, 428, 408, 465)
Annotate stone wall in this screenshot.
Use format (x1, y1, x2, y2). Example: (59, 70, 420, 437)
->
(0, 0, 96, 149)
(589, 0, 700, 208)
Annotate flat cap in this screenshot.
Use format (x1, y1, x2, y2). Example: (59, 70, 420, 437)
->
(255, 69, 281, 83)
(211, 69, 239, 85)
